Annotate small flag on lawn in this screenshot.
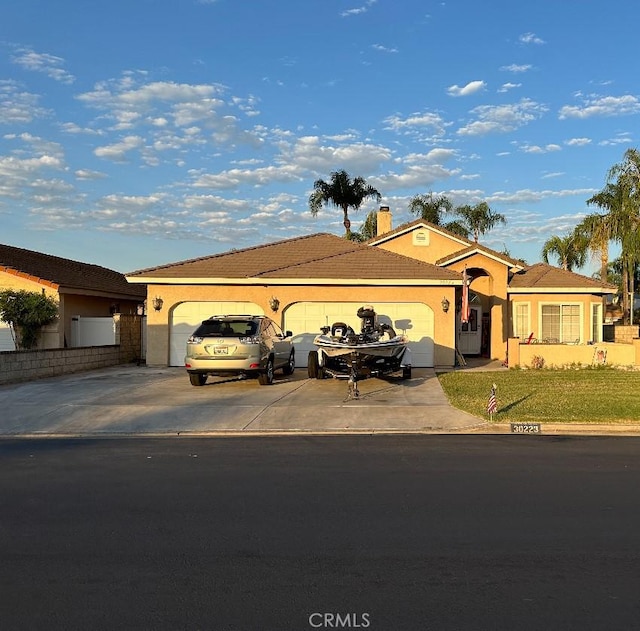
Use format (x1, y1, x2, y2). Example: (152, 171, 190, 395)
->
(488, 383, 498, 418)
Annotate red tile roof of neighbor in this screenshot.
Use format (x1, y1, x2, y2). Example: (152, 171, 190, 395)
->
(0, 243, 146, 298)
(127, 233, 461, 282)
(508, 263, 617, 291)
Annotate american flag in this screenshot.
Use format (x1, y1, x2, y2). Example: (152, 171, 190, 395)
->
(461, 266, 470, 323)
(488, 384, 498, 415)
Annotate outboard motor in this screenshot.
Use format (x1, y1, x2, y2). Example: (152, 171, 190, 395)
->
(357, 305, 377, 339)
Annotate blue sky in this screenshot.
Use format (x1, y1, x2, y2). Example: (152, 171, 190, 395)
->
(1, 0, 637, 273)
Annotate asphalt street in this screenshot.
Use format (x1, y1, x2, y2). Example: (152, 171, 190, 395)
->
(1, 435, 640, 631)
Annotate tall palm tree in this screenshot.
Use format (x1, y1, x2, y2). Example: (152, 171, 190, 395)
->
(408, 192, 471, 238)
(408, 192, 452, 223)
(590, 148, 640, 323)
(541, 234, 587, 271)
(309, 170, 381, 239)
(452, 201, 506, 242)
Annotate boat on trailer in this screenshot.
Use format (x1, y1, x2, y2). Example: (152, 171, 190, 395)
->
(307, 305, 412, 397)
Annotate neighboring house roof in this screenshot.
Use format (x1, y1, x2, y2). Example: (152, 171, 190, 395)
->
(508, 263, 617, 293)
(127, 233, 461, 284)
(0, 243, 146, 298)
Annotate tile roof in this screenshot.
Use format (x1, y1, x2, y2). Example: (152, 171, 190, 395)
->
(0, 243, 146, 298)
(436, 243, 524, 268)
(508, 263, 617, 291)
(127, 233, 461, 282)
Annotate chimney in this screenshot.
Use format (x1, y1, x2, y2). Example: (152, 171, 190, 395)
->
(376, 206, 392, 236)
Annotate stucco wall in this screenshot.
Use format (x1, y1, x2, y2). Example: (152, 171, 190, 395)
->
(510, 293, 604, 343)
(508, 337, 640, 369)
(375, 228, 468, 264)
(143, 282, 457, 367)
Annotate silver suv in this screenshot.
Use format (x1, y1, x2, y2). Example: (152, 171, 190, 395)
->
(185, 315, 295, 386)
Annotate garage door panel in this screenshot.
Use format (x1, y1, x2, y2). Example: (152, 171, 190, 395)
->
(169, 301, 263, 366)
(285, 302, 434, 368)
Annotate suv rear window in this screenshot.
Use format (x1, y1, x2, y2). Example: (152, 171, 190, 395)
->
(194, 319, 258, 338)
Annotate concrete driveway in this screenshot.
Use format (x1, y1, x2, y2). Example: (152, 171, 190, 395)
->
(0, 365, 484, 436)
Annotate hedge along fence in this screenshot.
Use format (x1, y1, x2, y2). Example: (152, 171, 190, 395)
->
(0, 314, 145, 385)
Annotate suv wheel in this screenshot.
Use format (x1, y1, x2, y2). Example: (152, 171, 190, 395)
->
(258, 358, 274, 385)
(282, 351, 295, 376)
(189, 373, 207, 386)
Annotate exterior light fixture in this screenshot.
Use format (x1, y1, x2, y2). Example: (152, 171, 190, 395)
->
(152, 296, 164, 311)
(269, 296, 280, 312)
(441, 297, 450, 313)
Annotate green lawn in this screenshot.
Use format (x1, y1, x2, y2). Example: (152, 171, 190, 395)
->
(437, 368, 640, 424)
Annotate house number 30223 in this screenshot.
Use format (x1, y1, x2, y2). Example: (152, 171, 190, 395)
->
(510, 423, 541, 434)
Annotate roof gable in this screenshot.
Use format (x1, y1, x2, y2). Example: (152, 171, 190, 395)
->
(0, 243, 146, 298)
(368, 218, 472, 249)
(369, 218, 523, 269)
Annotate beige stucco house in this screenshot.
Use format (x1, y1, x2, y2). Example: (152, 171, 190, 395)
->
(126, 207, 615, 369)
(1, 243, 147, 350)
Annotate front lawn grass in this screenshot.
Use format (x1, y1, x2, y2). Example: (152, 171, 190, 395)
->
(437, 368, 640, 424)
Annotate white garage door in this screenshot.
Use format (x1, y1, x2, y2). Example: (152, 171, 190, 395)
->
(169, 301, 264, 366)
(284, 302, 434, 367)
(0, 322, 16, 352)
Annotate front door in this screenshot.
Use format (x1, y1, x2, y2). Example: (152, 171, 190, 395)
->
(458, 306, 482, 355)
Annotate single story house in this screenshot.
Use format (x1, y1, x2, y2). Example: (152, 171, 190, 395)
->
(0, 243, 147, 350)
(126, 207, 616, 369)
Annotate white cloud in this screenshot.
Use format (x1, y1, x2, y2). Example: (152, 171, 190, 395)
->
(519, 33, 545, 45)
(447, 80, 486, 97)
(94, 135, 145, 161)
(341, 0, 377, 17)
(520, 143, 562, 154)
(498, 82, 521, 93)
(457, 99, 548, 136)
(75, 169, 107, 180)
(383, 110, 449, 139)
(564, 138, 591, 147)
(11, 48, 75, 84)
(371, 44, 398, 53)
(0, 80, 49, 124)
(559, 94, 640, 119)
(500, 64, 533, 73)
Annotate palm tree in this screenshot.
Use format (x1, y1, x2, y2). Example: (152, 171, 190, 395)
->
(541, 234, 587, 271)
(452, 202, 506, 242)
(309, 170, 381, 239)
(408, 192, 471, 238)
(589, 148, 640, 322)
(408, 192, 452, 223)
(349, 209, 377, 242)
(575, 210, 612, 285)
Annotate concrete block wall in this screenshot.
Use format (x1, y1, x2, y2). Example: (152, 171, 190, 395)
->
(614, 325, 639, 344)
(0, 346, 123, 385)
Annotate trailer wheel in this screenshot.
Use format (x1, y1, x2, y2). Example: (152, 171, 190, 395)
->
(307, 351, 324, 379)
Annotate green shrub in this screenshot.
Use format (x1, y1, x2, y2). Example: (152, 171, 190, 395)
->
(0, 290, 59, 349)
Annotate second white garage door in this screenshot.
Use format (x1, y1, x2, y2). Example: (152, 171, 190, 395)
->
(284, 301, 434, 368)
(169, 301, 264, 366)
